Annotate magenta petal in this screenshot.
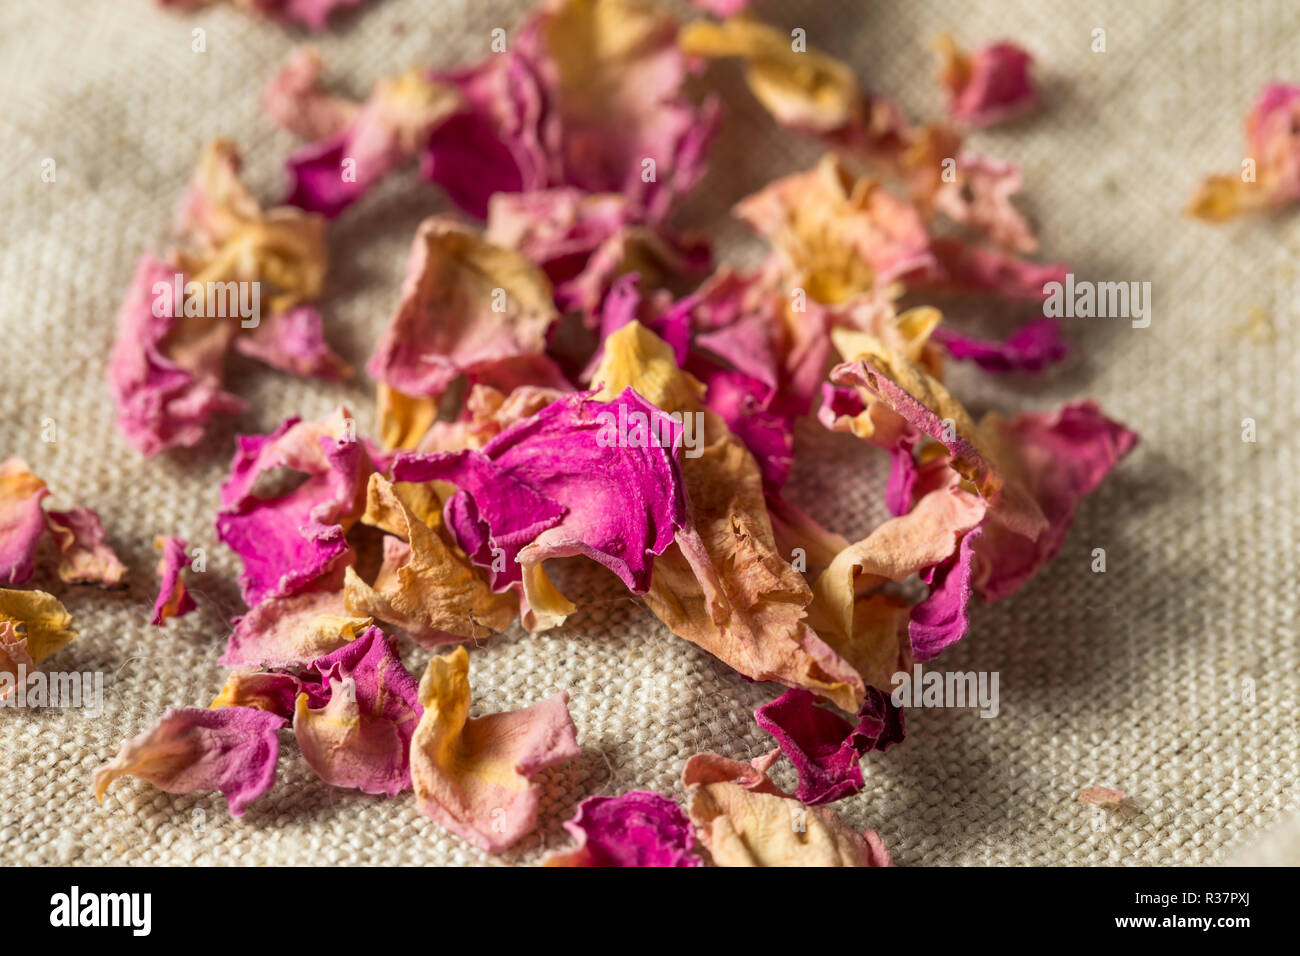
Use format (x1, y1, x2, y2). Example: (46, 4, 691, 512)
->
(692, 363, 793, 490)
(933, 318, 1068, 374)
(973, 402, 1138, 600)
(0, 458, 50, 586)
(215, 412, 371, 606)
(550, 791, 701, 866)
(690, 0, 753, 14)
(393, 448, 567, 593)
(949, 41, 1037, 128)
(285, 133, 369, 218)
(918, 239, 1068, 302)
(107, 254, 246, 456)
(755, 687, 904, 806)
(393, 389, 690, 597)
(421, 48, 549, 219)
(232, 303, 351, 380)
(94, 706, 286, 817)
(150, 536, 196, 626)
(909, 528, 981, 660)
(294, 627, 423, 796)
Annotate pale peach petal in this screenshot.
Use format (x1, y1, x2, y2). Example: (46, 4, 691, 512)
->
(410, 646, 580, 852)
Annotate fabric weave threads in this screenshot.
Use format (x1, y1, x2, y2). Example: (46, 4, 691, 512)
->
(1, 0, 1296, 866)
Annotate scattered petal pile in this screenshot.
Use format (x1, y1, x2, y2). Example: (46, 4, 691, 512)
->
(75, 0, 1146, 865)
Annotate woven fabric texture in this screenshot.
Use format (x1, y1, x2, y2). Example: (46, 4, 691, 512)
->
(1, 0, 1296, 867)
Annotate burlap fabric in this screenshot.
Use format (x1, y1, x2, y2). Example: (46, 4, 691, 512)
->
(1, 0, 1296, 866)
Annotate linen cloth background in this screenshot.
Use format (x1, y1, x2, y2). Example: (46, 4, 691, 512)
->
(1, 0, 1297, 867)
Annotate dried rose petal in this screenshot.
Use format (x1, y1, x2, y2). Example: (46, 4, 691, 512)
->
(150, 536, 196, 626)
(1190, 83, 1300, 221)
(44, 508, 127, 589)
(591, 322, 865, 711)
(683, 751, 891, 866)
(1080, 786, 1126, 808)
(220, 580, 371, 670)
(293, 627, 422, 796)
(0, 590, 77, 701)
(735, 155, 934, 305)
(544, 791, 701, 867)
(410, 645, 580, 852)
(937, 36, 1037, 128)
(755, 687, 903, 805)
(215, 407, 373, 606)
(94, 705, 286, 817)
(367, 218, 558, 404)
(0, 458, 50, 586)
(931, 318, 1068, 374)
(285, 69, 462, 218)
(393, 388, 690, 632)
(342, 474, 516, 645)
(158, 0, 372, 32)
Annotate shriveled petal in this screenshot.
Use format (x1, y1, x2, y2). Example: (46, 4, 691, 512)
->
(933, 154, 1037, 253)
(535, 0, 720, 220)
(285, 69, 462, 218)
(916, 238, 1067, 301)
(969, 402, 1138, 600)
(932, 318, 1068, 374)
(263, 46, 359, 141)
(909, 528, 982, 660)
(410, 645, 580, 852)
(834, 341, 1136, 602)
(107, 254, 246, 457)
(735, 155, 934, 305)
(937, 36, 1037, 128)
(293, 627, 422, 796)
(0, 620, 35, 702)
(176, 140, 328, 311)
(830, 341, 1044, 534)
(215, 407, 373, 606)
(366, 218, 558, 402)
(0, 589, 76, 665)
(94, 706, 286, 817)
(486, 188, 708, 322)
(0, 458, 50, 585)
(683, 751, 891, 866)
(232, 303, 352, 380)
(420, 44, 551, 218)
(0, 590, 77, 700)
(220, 581, 371, 669)
(343, 474, 517, 645)
(807, 480, 985, 690)
(150, 536, 196, 626)
(161, 0, 375, 32)
(44, 508, 128, 588)
(111, 142, 332, 455)
(755, 687, 904, 805)
(592, 322, 865, 711)
(543, 790, 701, 866)
(211, 671, 304, 717)
(1190, 84, 1300, 220)
(393, 388, 692, 631)
(688, 0, 753, 16)
(680, 18, 861, 133)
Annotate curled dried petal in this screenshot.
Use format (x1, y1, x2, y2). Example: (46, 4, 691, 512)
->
(410, 645, 580, 852)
